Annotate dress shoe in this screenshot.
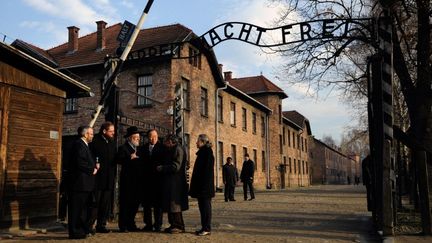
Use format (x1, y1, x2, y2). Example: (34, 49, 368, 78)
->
(163, 227, 174, 233)
(169, 228, 185, 234)
(119, 228, 129, 233)
(128, 227, 140, 232)
(197, 230, 211, 236)
(141, 226, 153, 232)
(96, 227, 111, 233)
(69, 234, 87, 239)
(153, 227, 162, 232)
(86, 229, 96, 236)
(248, 197, 255, 201)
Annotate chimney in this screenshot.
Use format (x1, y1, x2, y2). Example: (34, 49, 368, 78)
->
(218, 64, 223, 75)
(67, 26, 79, 53)
(96, 20, 107, 50)
(224, 71, 232, 81)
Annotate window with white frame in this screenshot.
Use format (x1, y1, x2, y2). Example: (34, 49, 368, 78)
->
(200, 87, 208, 116)
(137, 75, 152, 106)
(65, 98, 77, 113)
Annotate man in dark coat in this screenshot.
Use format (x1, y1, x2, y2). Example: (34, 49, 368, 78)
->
(139, 129, 164, 232)
(68, 126, 97, 239)
(88, 122, 116, 233)
(116, 126, 143, 232)
(189, 134, 215, 236)
(240, 153, 255, 201)
(156, 134, 189, 234)
(362, 155, 374, 212)
(222, 157, 238, 202)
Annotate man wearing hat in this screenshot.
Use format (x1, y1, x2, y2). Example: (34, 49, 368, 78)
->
(116, 126, 143, 232)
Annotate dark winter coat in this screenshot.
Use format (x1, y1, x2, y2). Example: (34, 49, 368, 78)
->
(240, 159, 255, 183)
(116, 142, 143, 199)
(89, 133, 117, 190)
(139, 142, 164, 205)
(189, 146, 215, 199)
(223, 163, 238, 186)
(68, 139, 96, 192)
(159, 144, 189, 213)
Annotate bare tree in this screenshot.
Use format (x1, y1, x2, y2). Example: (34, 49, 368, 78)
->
(269, 0, 432, 233)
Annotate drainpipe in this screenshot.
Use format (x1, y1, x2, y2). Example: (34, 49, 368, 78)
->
(266, 113, 271, 189)
(215, 81, 228, 190)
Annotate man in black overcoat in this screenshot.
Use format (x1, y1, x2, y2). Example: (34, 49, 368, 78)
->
(189, 134, 215, 236)
(116, 126, 143, 232)
(222, 157, 238, 202)
(139, 129, 164, 232)
(68, 126, 97, 239)
(240, 153, 255, 201)
(88, 122, 116, 233)
(156, 134, 189, 233)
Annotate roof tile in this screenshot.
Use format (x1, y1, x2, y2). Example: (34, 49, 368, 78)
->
(229, 75, 288, 98)
(43, 23, 192, 68)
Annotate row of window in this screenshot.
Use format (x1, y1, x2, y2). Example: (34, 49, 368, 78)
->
(283, 156, 309, 175)
(217, 142, 266, 173)
(66, 74, 266, 142)
(279, 129, 308, 154)
(219, 97, 265, 137)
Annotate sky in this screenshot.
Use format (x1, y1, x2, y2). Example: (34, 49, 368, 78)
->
(0, 0, 355, 143)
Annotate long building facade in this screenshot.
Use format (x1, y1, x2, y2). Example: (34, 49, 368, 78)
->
(309, 138, 360, 185)
(14, 21, 314, 190)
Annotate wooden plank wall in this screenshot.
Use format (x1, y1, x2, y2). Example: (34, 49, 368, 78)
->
(0, 60, 65, 98)
(1, 86, 62, 229)
(0, 85, 10, 211)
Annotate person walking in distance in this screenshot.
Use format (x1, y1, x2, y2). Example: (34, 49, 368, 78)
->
(88, 122, 116, 233)
(116, 126, 143, 232)
(139, 129, 164, 232)
(156, 134, 189, 234)
(189, 134, 215, 236)
(67, 126, 97, 239)
(240, 153, 255, 201)
(223, 157, 238, 202)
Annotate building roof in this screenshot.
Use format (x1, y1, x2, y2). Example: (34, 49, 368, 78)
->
(48, 23, 192, 68)
(313, 137, 354, 161)
(283, 110, 312, 135)
(229, 75, 288, 98)
(12, 39, 58, 67)
(13, 22, 225, 87)
(225, 84, 272, 113)
(0, 41, 91, 98)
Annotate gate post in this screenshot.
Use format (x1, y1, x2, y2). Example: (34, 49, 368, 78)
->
(378, 13, 395, 236)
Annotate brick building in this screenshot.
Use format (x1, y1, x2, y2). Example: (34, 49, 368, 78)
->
(13, 21, 313, 190)
(309, 137, 359, 185)
(281, 111, 313, 188)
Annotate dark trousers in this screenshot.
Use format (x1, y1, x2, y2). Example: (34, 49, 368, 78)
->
(243, 181, 255, 200)
(197, 197, 212, 232)
(118, 189, 140, 230)
(224, 184, 235, 200)
(68, 191, 92, 237)
(58, 191, 68, 221)
(168, 212, 185, 230)
(89, 190, 112, 229)
(143, 204, 163, 229)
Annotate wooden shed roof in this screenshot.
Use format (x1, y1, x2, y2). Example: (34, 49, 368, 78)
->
(0, 41, 91, 98)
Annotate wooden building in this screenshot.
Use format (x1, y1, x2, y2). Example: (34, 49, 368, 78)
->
(0, 42, 90, 229)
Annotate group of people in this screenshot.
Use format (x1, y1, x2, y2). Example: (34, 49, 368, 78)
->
(66, 122, 215, 239)
(222, 154, 256, 202)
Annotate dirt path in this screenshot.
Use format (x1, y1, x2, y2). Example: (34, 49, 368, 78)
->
(0, 185, 388, 242)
